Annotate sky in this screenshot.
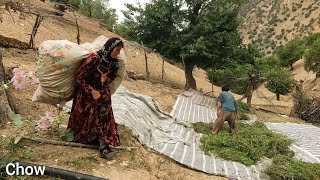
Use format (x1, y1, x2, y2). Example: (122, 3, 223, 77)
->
(109, 0, 150, 23)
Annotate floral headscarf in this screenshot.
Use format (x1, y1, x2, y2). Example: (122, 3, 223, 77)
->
(98, 37, 124, 63)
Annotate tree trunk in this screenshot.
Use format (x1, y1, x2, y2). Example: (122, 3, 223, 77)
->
(184, 65, 196, 90)
(276, 94, 280, 101)
(0, 52, 14, 125)
(247, 90, 253, 107)
(239, 82, 254, 107)
(290, 81, 303, 117)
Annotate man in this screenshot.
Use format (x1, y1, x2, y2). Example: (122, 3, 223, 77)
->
(212, 84, 237, 134)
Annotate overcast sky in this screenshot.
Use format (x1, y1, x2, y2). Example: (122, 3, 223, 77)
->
(109, 0, 150, 23)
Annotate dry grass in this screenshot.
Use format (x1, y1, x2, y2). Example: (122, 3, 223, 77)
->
(254, 111, 305, 123)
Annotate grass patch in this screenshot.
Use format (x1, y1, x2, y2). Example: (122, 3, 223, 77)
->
(237, 101, 250, 113)
(192, 122, 214, 134)
(192, 121, 292, 166)
(266, 155, 320, 180)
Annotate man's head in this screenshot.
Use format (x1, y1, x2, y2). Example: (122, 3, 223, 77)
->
(221, 84, 230, 92)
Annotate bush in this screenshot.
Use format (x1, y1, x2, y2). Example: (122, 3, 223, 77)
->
(294, 95, 320, 123)
(193, 122, 293, 166)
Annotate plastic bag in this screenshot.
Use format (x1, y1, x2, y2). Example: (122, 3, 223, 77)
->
(32, 35, 126, 105)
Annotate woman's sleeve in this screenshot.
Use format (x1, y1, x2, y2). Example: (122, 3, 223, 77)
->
(75, 55, 98, 93)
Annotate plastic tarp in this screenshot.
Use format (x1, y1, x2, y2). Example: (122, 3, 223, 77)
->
(63, 87, 265, 180)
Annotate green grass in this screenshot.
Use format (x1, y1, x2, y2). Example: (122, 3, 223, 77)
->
(237, 101, 250, 113)
(192, 121, 293, 166)
(266, 155, 320, 180)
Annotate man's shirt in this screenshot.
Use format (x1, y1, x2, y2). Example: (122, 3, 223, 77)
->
(218, 91, 237, 112)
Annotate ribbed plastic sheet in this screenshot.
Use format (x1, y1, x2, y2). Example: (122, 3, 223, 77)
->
(63, 86, 264, 180)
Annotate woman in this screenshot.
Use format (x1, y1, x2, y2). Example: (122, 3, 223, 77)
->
(68, 37, 124, 159)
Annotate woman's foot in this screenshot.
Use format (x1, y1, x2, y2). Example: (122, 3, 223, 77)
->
(99, 148, 117, 159)
(99, 142, 117, 159)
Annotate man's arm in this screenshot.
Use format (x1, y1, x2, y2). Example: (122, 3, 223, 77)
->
(216, 99, 222, 116)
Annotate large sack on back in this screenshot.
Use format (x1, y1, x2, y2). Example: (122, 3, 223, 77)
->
(32, 35, 126, 105)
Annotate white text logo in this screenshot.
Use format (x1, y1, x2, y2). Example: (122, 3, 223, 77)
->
(6, 163, 46, 176)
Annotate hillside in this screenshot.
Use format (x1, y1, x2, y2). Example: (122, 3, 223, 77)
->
(239, 0, 320, 111)
(240, 0, 320, 54)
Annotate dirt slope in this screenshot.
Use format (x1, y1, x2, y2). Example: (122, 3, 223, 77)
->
(240, 0, 320, 54)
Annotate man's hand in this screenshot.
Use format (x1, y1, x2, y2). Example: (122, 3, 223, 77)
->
(217, 110, 221, 117)
(91, 89, 101, 100)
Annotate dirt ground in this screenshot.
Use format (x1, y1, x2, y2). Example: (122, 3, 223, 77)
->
(0, 47, 225, 180)
(0, 0, 319, 179)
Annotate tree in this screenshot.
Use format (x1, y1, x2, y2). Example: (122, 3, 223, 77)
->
(58, 0, 118, 31)
(117, 0, 252, 90)
(254, 55, 281, 74)
(276, 39, 305, 70)
(305, 38, 320, 78)
(70, 0, 82, 10)
(265, 68, 295, 101)
(207, 63, 253, 95)
(303, 32, 320, 47)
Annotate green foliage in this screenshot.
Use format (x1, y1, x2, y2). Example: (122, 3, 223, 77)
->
(192, 122, 292, 166)
(207, 64, 253, 94)
(265, 68, 295, 98)
(7, 137, 26, 152)
(254, 55, 281, 74)
(237, 101, 250, 120)
(0, 82, 9, 90)
(266, 155, 320, 180)
(237, 101, 250, 113)
(9, 113, 23, 127)
(276, 39, 305, 68)
(239, 112, 249, 120)
(59, 129, 75, 142)
(61, 0, 118, 31)
(192, 122, 214, 134)
(116, 0, 256, 89)
(305, 38, 320, 77)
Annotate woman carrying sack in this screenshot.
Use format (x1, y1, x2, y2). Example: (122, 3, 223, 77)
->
(68, 37, 124, 159)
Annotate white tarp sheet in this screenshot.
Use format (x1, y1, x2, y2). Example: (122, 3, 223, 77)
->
(63, 87, 264, 180)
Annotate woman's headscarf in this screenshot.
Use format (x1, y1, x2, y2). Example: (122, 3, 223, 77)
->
(98, 37, 124, 63)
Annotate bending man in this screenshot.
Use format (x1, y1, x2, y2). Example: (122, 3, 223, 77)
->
(212, 84, 237, 134)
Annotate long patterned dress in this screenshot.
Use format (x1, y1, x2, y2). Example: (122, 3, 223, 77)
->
(68, 53, 120, 147)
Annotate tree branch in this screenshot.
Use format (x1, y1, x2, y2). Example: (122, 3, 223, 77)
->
(21, 136, 137, 151)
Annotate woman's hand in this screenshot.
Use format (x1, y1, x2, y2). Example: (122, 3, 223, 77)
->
(91, 89, 101, 100)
